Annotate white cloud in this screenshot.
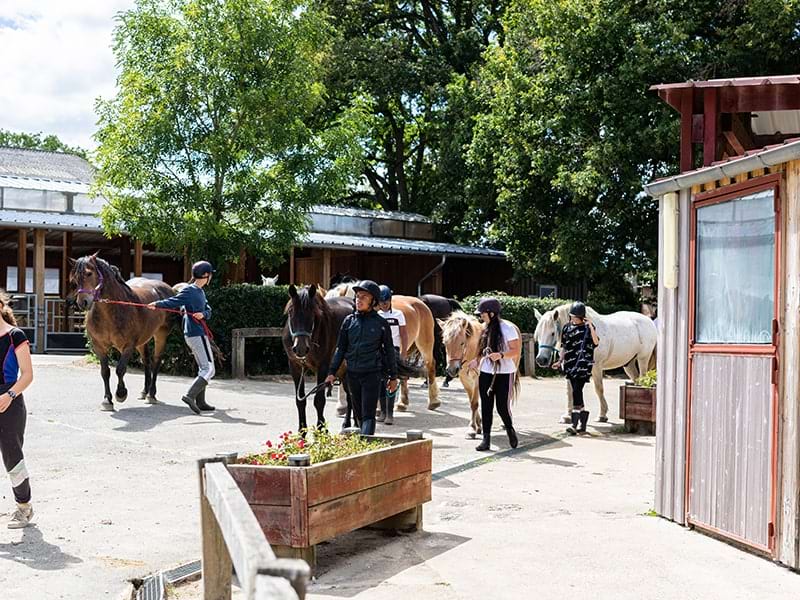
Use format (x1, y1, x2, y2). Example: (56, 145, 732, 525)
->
(0, 1, 135, 151)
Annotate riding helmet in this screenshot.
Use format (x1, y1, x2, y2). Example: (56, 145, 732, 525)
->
(191, 260, 215, 279)
(474, 297, 501, 316)
(353, 280, 381, 304)
(379, 285, 393, 303)
(569, 301, 587, 318)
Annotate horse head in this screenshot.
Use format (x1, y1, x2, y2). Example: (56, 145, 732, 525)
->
(261, 274, 279, 286)
(534, 308, 562, 367)
(285, 284, 322, 359)
(440, 311, 479, 378)
(71, 253, 106, 310)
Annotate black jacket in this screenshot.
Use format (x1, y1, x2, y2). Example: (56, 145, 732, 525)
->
(329, 310, 398, 377)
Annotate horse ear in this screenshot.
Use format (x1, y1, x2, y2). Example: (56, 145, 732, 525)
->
(68, 257, 77, 266)
(90, 251, 100, 261)
(436, 318, 446, 328)
(288, 284, 298, 298)
(273, 274, 278, 284)
(309, 283, 318, 298)
(534, 308, 543, 321)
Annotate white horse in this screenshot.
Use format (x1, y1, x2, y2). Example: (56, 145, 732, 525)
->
(261, 274, 279, 286)
(325, 283, 356, 300)
(533, 304, 657, 423)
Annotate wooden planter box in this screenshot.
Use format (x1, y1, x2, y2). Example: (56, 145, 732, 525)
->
(619, 384, 657, 434)
(228, 435, 432, 572)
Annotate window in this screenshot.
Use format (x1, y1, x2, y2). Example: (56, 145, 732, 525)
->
(3, 188, 66, 211)
(72, 193, 105, 214)
(695, 189, 775, 344)
(538, 284, 558, 298)
(7, 267, 61, 294)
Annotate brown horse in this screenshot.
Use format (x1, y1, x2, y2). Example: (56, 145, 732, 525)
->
(440, 311, 522, 438)
(282, 284, 354, 431)
(392, 295, 440, 411)
(71, 254, 176, 411)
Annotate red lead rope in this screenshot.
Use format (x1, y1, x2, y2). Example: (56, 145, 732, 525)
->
(97, 299, 215, 340)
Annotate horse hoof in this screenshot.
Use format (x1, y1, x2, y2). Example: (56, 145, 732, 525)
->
(598, 416, 609, 423)
(138, 391, 147, 401)
(395, 402, 408, 412)
(100, 401, 115, 412)
(427, 401, 441, 411)
(145, 395, 159, 405)
(561, 415, 572, 424)
(465, 431, 477, 439)
(115, 392, 128, 403)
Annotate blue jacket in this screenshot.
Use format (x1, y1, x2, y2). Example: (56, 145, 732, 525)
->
(154, 284, 211, 338)
(329, 310, 397, 377)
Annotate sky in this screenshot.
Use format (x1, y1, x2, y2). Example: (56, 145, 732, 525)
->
(0, 1, 135, 151)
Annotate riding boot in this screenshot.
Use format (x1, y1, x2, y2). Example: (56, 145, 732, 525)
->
(476, 434, 491, 452)
(384, 388, 396, 425)
(182, 377, 207, 415)
(578, 410, 590, 434)
(566, 411, 580, 436)
(195, 386, 215, 412)
(507, 425, 519, 449)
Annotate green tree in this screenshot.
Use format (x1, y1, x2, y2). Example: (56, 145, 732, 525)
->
(0, 129, 88, 159)
(470, 0, 800, 287)
(94, 0, 365, 272)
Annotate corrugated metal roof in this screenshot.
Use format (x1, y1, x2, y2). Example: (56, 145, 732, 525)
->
(0, 147, 94, 182)
(301, 232, 505, 258)
(650, 74, 800, 91)
(751, 110, 800, 136)
(645, 138, 800, 196)
(309, 204, 431, 223)
(0, 209, 107, 232)
(0, 175, 91, 194)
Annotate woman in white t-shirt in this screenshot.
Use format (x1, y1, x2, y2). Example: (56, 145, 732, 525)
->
(377, 285, 407, 425)
(468, 297, 520, 451)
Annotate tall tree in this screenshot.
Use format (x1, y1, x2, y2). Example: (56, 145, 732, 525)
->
(0, 129, 88, 159)
(470, 0, 800, 287)
(94, 0, 365, 271)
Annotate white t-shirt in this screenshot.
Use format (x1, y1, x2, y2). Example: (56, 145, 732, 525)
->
(378, 308, 406, 349)
(479, 321, 519, 374)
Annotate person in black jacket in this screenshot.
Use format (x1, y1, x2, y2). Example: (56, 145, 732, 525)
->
(325, 280, 399, 435)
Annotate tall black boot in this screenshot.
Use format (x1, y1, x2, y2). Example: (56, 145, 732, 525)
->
(182, 377, 207, 415)
(578, 410, 590, 434)
(476, 434, 491, 451)
(195, 385, 215, 412)
(566, 411, 580, 435)
(506, 425, 518, 448)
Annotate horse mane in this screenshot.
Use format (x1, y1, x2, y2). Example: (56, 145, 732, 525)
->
(441, 311, 479, 344)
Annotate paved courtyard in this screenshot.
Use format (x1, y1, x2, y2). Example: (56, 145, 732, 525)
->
(0, 356, 798, 600)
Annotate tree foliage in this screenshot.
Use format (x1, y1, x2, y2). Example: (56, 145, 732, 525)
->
(94, 0, 366, 271)
(0, 129, 88, 159)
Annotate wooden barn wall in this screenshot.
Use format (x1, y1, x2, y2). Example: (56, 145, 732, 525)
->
(655, 187, 690, 524)
(442, 257, 513, 299)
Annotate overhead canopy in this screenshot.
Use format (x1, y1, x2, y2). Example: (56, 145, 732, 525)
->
(301, 232, 506, 258)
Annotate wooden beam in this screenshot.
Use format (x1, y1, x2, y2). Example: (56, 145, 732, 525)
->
(322, 249, 331, 289)
(133, 240, 143, 277)
(17, 228, 27, 294)
(61, 232, 72, 299)
(723, 130, 746, 156)
(120, 236, 131, 281)
(680, 88, 694, 172)
(33, 229, 46, 353)
(703, 87, 718, 166)
(289, 247, 295, 285)
(183, 247, 192, 281)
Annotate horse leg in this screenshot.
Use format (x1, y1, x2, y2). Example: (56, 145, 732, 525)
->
(291, 364, 308, 432)
(147, 331, 168, 404)
(114, 347, 134, 403)
(423, 349, 440, 410)
(592, 364, 609, 421)
(97, 350, 114, 411)
(335, 384, 347, 417)
(398, 378, 410, 410)
(622, 357, 639, 382)
(462, 371, 479, 439)
(562, 380, 573, 424)
(138, 343, 151, 400)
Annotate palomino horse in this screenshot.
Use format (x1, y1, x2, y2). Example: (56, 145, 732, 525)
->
(440, 311, 522, 438)
(420, 294, 462, 387)
(533, 304, 657, 422)
(71, 254, 175, 411)
(324, 282, 356, 300)
(392, 295, 440, 411)
(283, 284, 354, 431)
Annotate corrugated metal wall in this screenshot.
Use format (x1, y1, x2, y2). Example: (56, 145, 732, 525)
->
(688, 354, 773, 549)
(655, 188, 690, 524)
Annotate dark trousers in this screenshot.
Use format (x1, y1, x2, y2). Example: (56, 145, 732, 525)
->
(569, 377, 588, 409)
(347, 371, 382, 435)
(0, 395, 30, 504)
(479, 372, 513, 439)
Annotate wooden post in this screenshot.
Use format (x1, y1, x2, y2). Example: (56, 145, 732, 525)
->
(680, 88, 693, 172)
(322, 249, 331, 289)
(703, 87, 718, 167)
(289, 247, 295, 285)
(17, 228, 27, 294)
(61, 232, 72, 298)
(120, 236, 132, 280)
(521, 335, 536, 377)
(198, 459, 233, 600)
(34, 229, 46, 353)
(232, 330, 245, 379)
(183, 247, 192, 281)
(134, 240, 143, 277)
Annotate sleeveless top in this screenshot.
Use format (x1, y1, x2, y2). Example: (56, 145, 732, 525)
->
(0, 328, 29, 394)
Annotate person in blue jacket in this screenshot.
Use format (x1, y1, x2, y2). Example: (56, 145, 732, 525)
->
(325, 280, 399, 435)
(148, 261, 215, 414)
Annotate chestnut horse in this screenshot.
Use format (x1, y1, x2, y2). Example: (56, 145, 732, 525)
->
(392, 295, 440, 411)
(71, 254, 175, 411)
(440, 311, 522, 438)
(283, 284, 354, 431)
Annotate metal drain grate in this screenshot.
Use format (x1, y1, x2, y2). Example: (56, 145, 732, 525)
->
(164, 560, 201, 584)
(135, 572, 164, 600)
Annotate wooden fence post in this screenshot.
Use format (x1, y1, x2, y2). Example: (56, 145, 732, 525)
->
(232, 330, 245, 379)
(198, 458, 233, 600)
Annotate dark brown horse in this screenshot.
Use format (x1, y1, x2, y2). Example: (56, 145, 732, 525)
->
(71, 253, 175, 411)
(283, 284, 354, 431)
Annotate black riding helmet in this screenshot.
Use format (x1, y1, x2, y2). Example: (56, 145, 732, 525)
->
(353, 280, 381, 305)
(191, 260, 215, 279)
(569, 301, 586, 318)
(474, 297, 501, 316)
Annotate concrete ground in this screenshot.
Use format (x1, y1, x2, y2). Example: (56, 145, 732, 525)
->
(0, 356, 798, 600)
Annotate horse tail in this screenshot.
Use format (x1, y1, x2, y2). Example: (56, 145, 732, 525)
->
(648, 345, 657, 372)
(512, 369, 522, 405)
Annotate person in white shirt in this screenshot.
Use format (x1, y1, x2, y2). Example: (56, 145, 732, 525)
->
(377, 285, 407, 425)
(467, 297, 520, 451)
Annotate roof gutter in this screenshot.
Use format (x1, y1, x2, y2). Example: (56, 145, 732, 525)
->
(417, 255, 446, 296)
(645, 140, 800, 197)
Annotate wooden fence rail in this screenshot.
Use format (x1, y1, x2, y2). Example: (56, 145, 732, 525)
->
(231, 327, 539, 379)
(198, 458, 310, 600)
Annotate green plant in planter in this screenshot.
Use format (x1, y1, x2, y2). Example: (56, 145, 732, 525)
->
(242, 427, 389, 466)
(634, 369, 657, 388)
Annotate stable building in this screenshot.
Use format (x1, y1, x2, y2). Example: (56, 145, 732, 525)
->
(646, 75, 800, 566)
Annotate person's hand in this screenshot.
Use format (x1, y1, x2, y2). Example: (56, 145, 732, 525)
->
(467, 358, 478, 370)
(551, 361, 561, 371)
(387, 378, 399, 393)
(489, 352, 503, 362)
(146, 302, 157, 311)
(324, 374, 336, 386)
(192, 312, 205, 320)
(0, 393, 12, 413)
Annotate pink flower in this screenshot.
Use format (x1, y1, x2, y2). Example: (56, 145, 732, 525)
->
(266, 440, 273, 448)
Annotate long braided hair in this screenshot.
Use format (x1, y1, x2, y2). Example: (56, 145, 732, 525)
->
(478, 312, 504, 356)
